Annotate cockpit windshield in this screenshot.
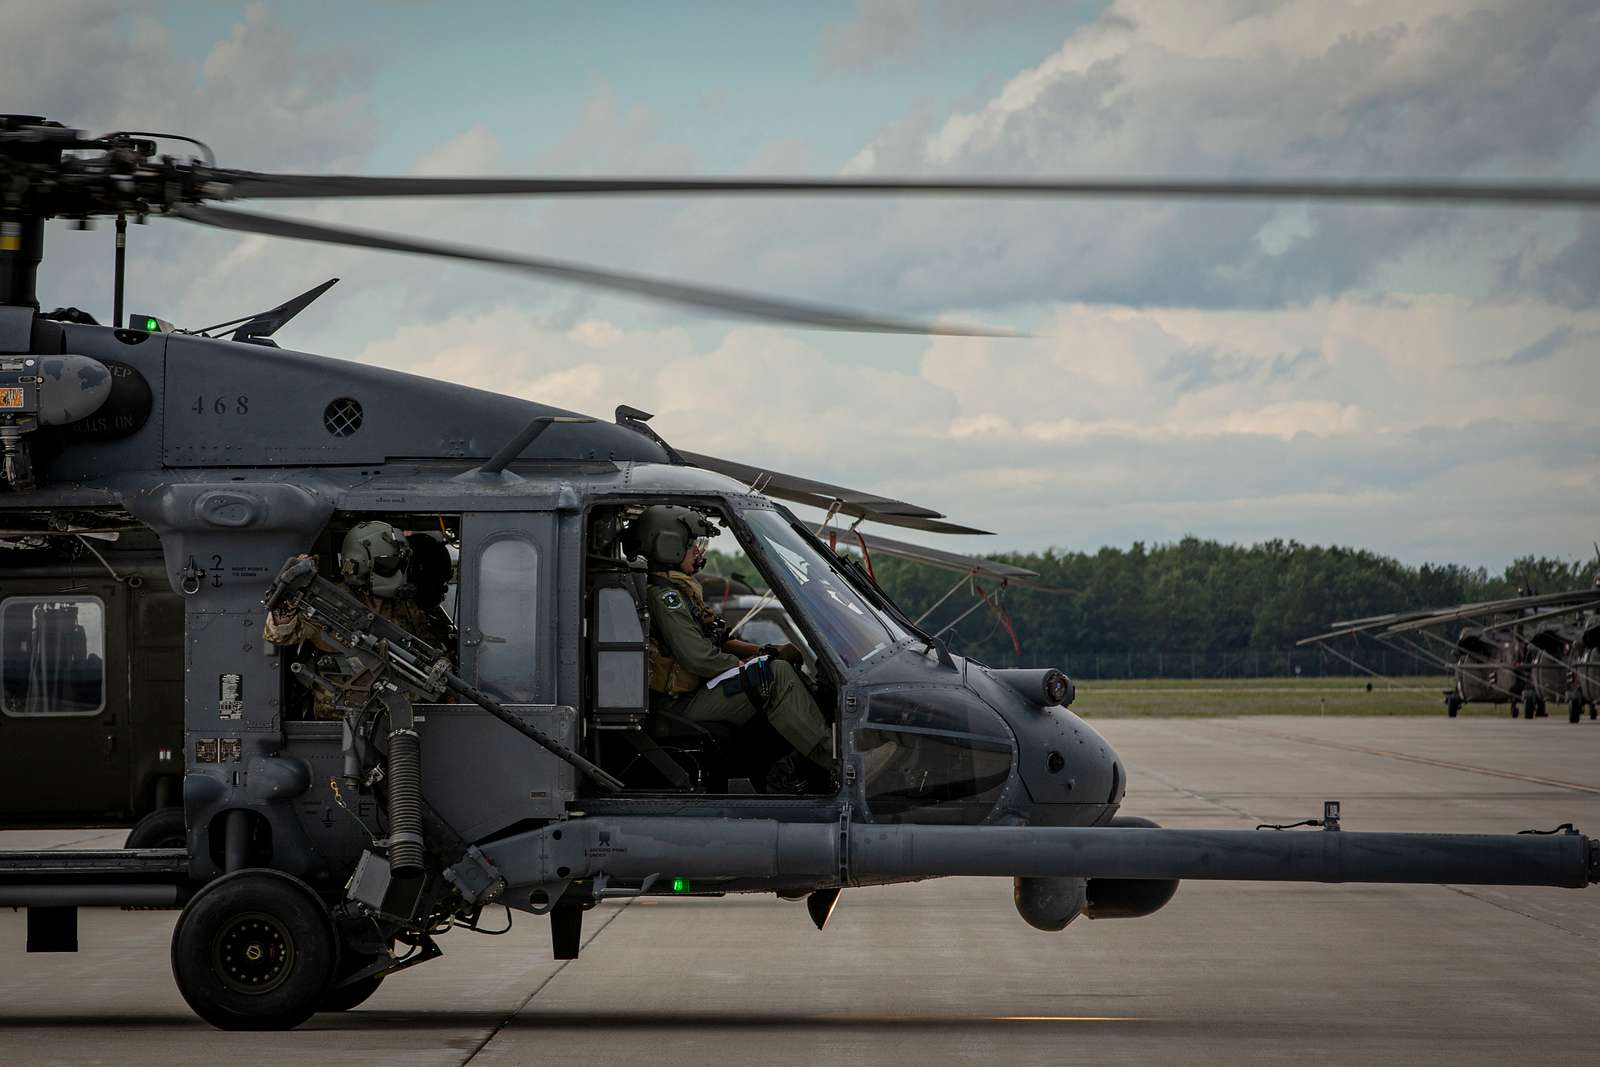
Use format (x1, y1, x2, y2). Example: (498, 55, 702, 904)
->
(740, 509, 909, 667)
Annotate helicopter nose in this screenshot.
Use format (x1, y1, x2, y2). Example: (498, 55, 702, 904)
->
(1016, 707, 1124, 816)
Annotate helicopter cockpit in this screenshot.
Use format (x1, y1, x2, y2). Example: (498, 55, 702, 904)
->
(578, 491, 1086, 828)
(583, 499, 849, 794)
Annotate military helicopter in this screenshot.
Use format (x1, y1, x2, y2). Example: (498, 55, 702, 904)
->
(1299, 586, 1600, 720)
(3, 116, 1599, 1032)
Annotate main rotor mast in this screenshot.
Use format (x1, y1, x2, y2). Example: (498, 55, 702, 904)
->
(0, 116, 58, 310)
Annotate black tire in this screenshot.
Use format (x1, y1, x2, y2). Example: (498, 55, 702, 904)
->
(1511, 703, 1520, 718)
(319, 946, 389, 1012)
(1445, 695, 1461, 718)
(1570, 698, 1584, 724)
(125, 806, 186, 850)
(170, 869, 338, 1031)
(319, 971, 384, 1012)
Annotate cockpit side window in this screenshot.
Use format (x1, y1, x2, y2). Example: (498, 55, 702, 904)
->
(738, 508, 907, 667)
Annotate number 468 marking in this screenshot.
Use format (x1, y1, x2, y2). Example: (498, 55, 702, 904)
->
(192, 395, 250, 415)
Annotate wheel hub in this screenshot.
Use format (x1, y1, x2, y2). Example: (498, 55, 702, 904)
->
(212, 912, 295, 995)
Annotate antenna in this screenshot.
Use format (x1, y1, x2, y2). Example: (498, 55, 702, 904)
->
(231, 278, 340, 345)
(112, 213, 126, 327)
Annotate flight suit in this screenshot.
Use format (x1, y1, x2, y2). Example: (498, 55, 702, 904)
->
(263, 593, 454, 721)
(646, 570, 831, 768)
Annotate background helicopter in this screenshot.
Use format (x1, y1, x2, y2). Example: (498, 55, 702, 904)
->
(3, 116, 1600, 1032)
(1299, 580, 1600, 721)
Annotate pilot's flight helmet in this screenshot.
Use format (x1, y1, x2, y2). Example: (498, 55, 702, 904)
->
(629, 505, 719, 568)
(341, 521, 413, 598)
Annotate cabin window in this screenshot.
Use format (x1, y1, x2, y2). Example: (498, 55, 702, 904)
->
(476, 538, 539, 701)
(0, 596, 107, 717)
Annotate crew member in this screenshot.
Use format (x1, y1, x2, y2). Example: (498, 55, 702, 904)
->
(264, 521, 455, 720)
(630, 505, 832, 791)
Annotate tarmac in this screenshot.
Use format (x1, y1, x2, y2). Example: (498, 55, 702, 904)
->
(2, 715, 1596, 1065)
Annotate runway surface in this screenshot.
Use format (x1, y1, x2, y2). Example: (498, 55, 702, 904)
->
(2, 716, 1596, 1065)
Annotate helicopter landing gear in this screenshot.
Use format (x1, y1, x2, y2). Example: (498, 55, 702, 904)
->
(124, 806, 186, 850)
(1444, 694, 1462, 718)
(1525, 694, 1546, 720)
(170, 869, 338, 1031)
(1570, 698, 1585, 724)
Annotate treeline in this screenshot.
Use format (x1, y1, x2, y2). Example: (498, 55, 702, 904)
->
(708, 539, 1599, 666)
(866, 539, 1598, 665)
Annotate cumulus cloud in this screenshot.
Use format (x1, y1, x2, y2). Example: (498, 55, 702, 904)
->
(1155, 346, 1323, 394)
(788, 0, 1600, 313)
(347, 293, 1599, 566)
(819, 1, 924, 72)
(0, 1, 374, 170)
(6, 2, 1594, 567)
(818, 1, 1077, 74)
(8, 1, 380, 327)
(1502, 326, 1582, 366)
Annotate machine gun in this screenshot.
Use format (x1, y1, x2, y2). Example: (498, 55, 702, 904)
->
(263, 557, 623, 877)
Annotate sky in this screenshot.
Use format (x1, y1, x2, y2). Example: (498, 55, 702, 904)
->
(4, 0, 1598, 569)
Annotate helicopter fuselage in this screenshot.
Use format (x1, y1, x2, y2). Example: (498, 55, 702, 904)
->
(0, 320, 1123, 879)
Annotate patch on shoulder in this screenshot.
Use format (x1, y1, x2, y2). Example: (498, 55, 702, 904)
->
(659, 589, 683, 609)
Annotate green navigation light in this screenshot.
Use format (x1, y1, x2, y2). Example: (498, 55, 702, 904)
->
(672, 877, 690, 893)
(144, 318, 158, 331)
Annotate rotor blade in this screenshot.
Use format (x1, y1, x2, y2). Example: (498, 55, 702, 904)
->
(839, 531, 1039, 581)
(1474, 601, 1600, 637)
(1383, 588, 1600, 636)
(840, 531, 1073, 595)
(170, 204, 1014, 337)
(216, 171, 1600, 208)
(1308, 606, 1456, 642)
(679, 450, 993, 535)
(1307, 589, 1600, 645)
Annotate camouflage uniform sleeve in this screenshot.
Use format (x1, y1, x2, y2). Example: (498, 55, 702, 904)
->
(650, 585, 740, 679)
(262, 607, 317, 646)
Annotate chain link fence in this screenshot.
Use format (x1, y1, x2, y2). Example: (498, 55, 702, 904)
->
(1003, 647, 1439, 680)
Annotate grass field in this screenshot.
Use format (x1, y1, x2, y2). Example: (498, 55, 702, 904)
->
(1069, 676, 1517, 718)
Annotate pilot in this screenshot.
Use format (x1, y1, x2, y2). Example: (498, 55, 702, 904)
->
(263, 520, 455, 720)
(630, 505, 832, 792)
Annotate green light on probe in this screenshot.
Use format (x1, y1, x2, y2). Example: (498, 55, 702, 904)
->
(144, 318, 158, 331)
(672, 877, 690, 893)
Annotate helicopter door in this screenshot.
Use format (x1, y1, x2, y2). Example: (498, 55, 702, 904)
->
(0, 584, 132, 819)
(457, 513, 558, 704)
